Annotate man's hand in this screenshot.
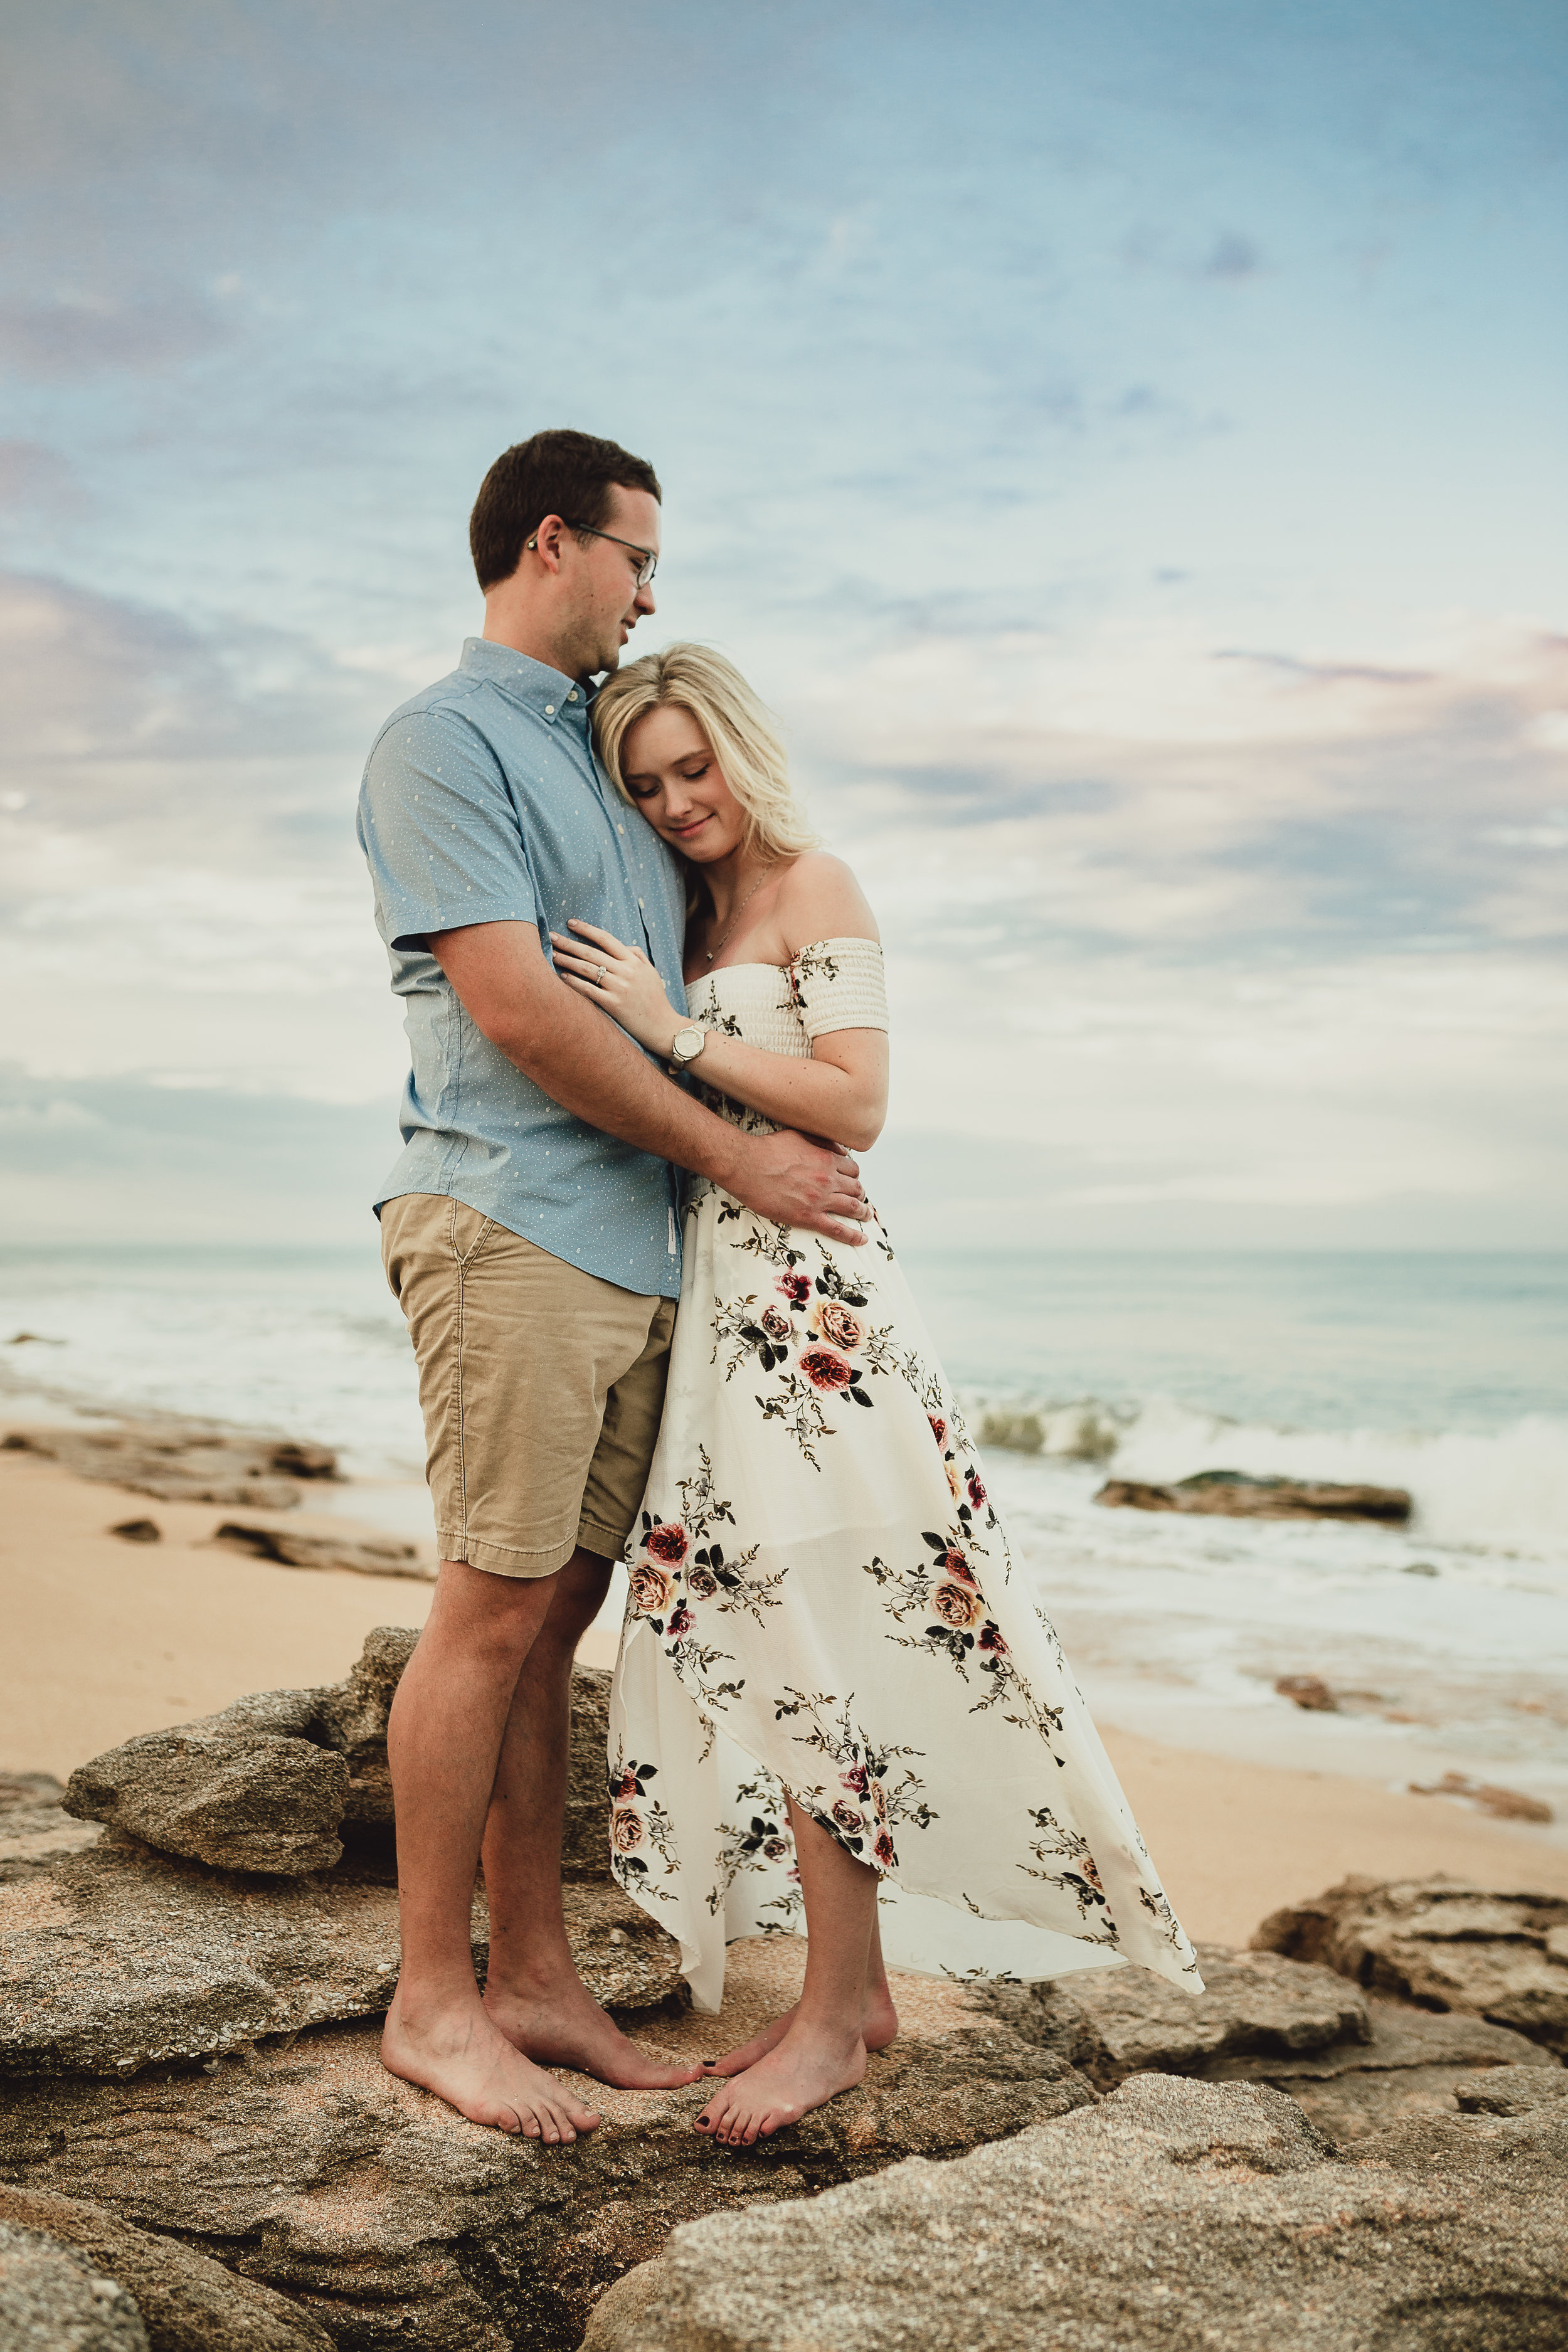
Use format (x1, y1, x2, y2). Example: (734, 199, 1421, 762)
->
(731, 1130, 869, 1248)
(430, 922, 871, 1245)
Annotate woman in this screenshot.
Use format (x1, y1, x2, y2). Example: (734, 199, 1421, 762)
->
(549, 645, 1199, 2149)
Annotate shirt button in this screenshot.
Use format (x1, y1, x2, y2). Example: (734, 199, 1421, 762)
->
(567, 688, 578, 701)
(617, 823, 625, 834)
(544, 704, 555, 716)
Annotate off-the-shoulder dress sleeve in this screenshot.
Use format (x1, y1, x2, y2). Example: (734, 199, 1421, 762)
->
(788, 938, 890, 1039)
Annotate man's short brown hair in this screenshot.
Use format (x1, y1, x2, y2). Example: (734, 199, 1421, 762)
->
(469, 429, 662, 593)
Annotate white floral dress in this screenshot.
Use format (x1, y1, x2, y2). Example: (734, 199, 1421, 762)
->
(608, 938, 1200, 2011)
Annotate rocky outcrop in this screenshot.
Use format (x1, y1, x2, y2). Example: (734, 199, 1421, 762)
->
(0, 2185, 332, 2350)
(1094, 1470, 1411, 1522)
(2, 1421, 338, 1510)
(0, 1968, 1093, 2352)
(1253, 1876, 1568, 2053)
(211, 1523, 432, 1581)
(981, 1942, 1370, 2088)
(980, 1942, 1564, 2139)
(0, 2220, 149, 2349)
(1204, 1998, 1560, 2141)
(3, 1639, 675, 2079)
(582, 2074, 1568, 2352)
(0, 1838, 677, 2077)
(60, 1632, 615, 1878)
(1456, 2065, 1568, 2117)
(64, 1716, 351, 1875)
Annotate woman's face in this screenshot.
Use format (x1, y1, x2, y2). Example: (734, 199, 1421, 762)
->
(618, 705, 744, 864)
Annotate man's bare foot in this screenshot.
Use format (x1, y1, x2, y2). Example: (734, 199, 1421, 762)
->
(485, 1974, 707, 2090)
(700, 1982, 898, 2078)
(381, 1990, 601, 2141)
(694, 2018, 867, 2146)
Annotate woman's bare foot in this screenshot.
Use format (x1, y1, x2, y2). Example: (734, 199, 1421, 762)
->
(485, 1972, 707, 2090)
(695, 2018, 867, 2145)
(381, 1989, 601, 2142)
(700, 1981, 898, 2077)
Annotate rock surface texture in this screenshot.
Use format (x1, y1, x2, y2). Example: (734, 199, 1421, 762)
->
(583, 2075, 1568, 2352)
(0, 1837, 676, 2077)
(1254, 1875, 1568, 2053)
(0, 2218, 149, 2351)
(1094, 1470, 1412, 1522)
(0, 2185, 332, 2351)
(0, 1973, 1092, 2352)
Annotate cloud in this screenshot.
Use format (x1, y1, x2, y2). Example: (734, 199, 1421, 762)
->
(0, 442, 80, 509)
(1200, 231, 1263, 280)
(0, 290, 229, 378)
(0, 569, 391, 842)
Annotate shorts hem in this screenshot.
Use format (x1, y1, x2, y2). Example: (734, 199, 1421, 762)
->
(577, 1515, 632, 1562)
(435, 1529, 579, 1580)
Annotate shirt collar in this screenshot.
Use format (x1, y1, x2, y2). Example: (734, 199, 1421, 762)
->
(460, 637, 595, 725)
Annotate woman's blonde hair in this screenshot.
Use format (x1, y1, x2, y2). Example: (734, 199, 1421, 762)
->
(592, 644, 818, 872)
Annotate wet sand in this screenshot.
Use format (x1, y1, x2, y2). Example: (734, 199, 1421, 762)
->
(4, 1433, 1567, 1949)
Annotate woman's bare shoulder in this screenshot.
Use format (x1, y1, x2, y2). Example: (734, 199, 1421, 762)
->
(776, 851, 879, 951)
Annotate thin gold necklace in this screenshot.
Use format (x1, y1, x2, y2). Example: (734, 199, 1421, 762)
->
(704, 865, 775, 963)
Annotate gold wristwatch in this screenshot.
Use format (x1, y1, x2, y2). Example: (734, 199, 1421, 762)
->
(668, 1025, 707, 1076)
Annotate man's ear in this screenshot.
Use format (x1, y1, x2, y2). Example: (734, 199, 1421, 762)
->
(527, 514, 569, 572)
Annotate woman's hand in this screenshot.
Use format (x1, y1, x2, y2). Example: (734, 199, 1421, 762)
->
(549, 920, 681, 1057)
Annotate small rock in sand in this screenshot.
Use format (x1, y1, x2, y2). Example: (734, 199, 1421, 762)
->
(1275, 1673, 1338, 1711)
(108, 1518, 161, 1544)
(1409, 1771, 1552, 1824)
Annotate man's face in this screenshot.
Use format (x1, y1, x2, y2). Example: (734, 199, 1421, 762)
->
(559, 484, 660, 679)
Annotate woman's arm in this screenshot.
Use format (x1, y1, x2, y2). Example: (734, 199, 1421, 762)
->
(550, 861, 889, 1153)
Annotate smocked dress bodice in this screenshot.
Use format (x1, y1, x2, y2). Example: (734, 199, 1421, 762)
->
(685, 938, 890, 1135)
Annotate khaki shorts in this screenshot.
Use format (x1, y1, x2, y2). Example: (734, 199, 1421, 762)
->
(380, 1194, 676, 1579)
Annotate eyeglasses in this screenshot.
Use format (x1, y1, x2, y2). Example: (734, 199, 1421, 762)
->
(563, 520, 658, 588)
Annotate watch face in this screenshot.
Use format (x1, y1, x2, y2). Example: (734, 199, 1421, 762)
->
(674, 1027, 703, 1061)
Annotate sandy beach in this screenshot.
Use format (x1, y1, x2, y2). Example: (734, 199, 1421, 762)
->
(6, 1428, 1566, 1949)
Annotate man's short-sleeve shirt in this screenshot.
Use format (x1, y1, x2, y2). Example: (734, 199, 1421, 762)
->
(357, 637, 688, 1300)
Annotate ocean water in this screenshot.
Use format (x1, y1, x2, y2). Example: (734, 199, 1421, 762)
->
(3, 1244, 1564, 1815)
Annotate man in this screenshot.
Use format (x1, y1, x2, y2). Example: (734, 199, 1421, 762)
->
(358, 429, 867, 2141)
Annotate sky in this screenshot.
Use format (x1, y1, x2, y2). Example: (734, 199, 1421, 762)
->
(2, 0, 1565, 1248)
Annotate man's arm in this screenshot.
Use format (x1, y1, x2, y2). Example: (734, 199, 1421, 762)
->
(432, 921, 869, 1247)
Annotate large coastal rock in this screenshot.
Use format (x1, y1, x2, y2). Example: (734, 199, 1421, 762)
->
(1204, 1998, 1560, 2140)
(1, 1421, 337, 1510)
(982, 1940, 1562, 2138)
(1254, 1875, 1568, 2053)
(0, 1962, 1093, 2352)
(1094, 1470, 1411, 1522)
(60, 1633, 616, 1879)
(0, 2185, 331, 2351)
(0, 2220, 149, 2350)
(0, 1836, 679, 2079)
(583, 2074, 1568, 2352)
(983, 1942, 1370, 2087)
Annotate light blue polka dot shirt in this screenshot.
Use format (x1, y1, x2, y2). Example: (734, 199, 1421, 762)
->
(358, 638, 687, 1300)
